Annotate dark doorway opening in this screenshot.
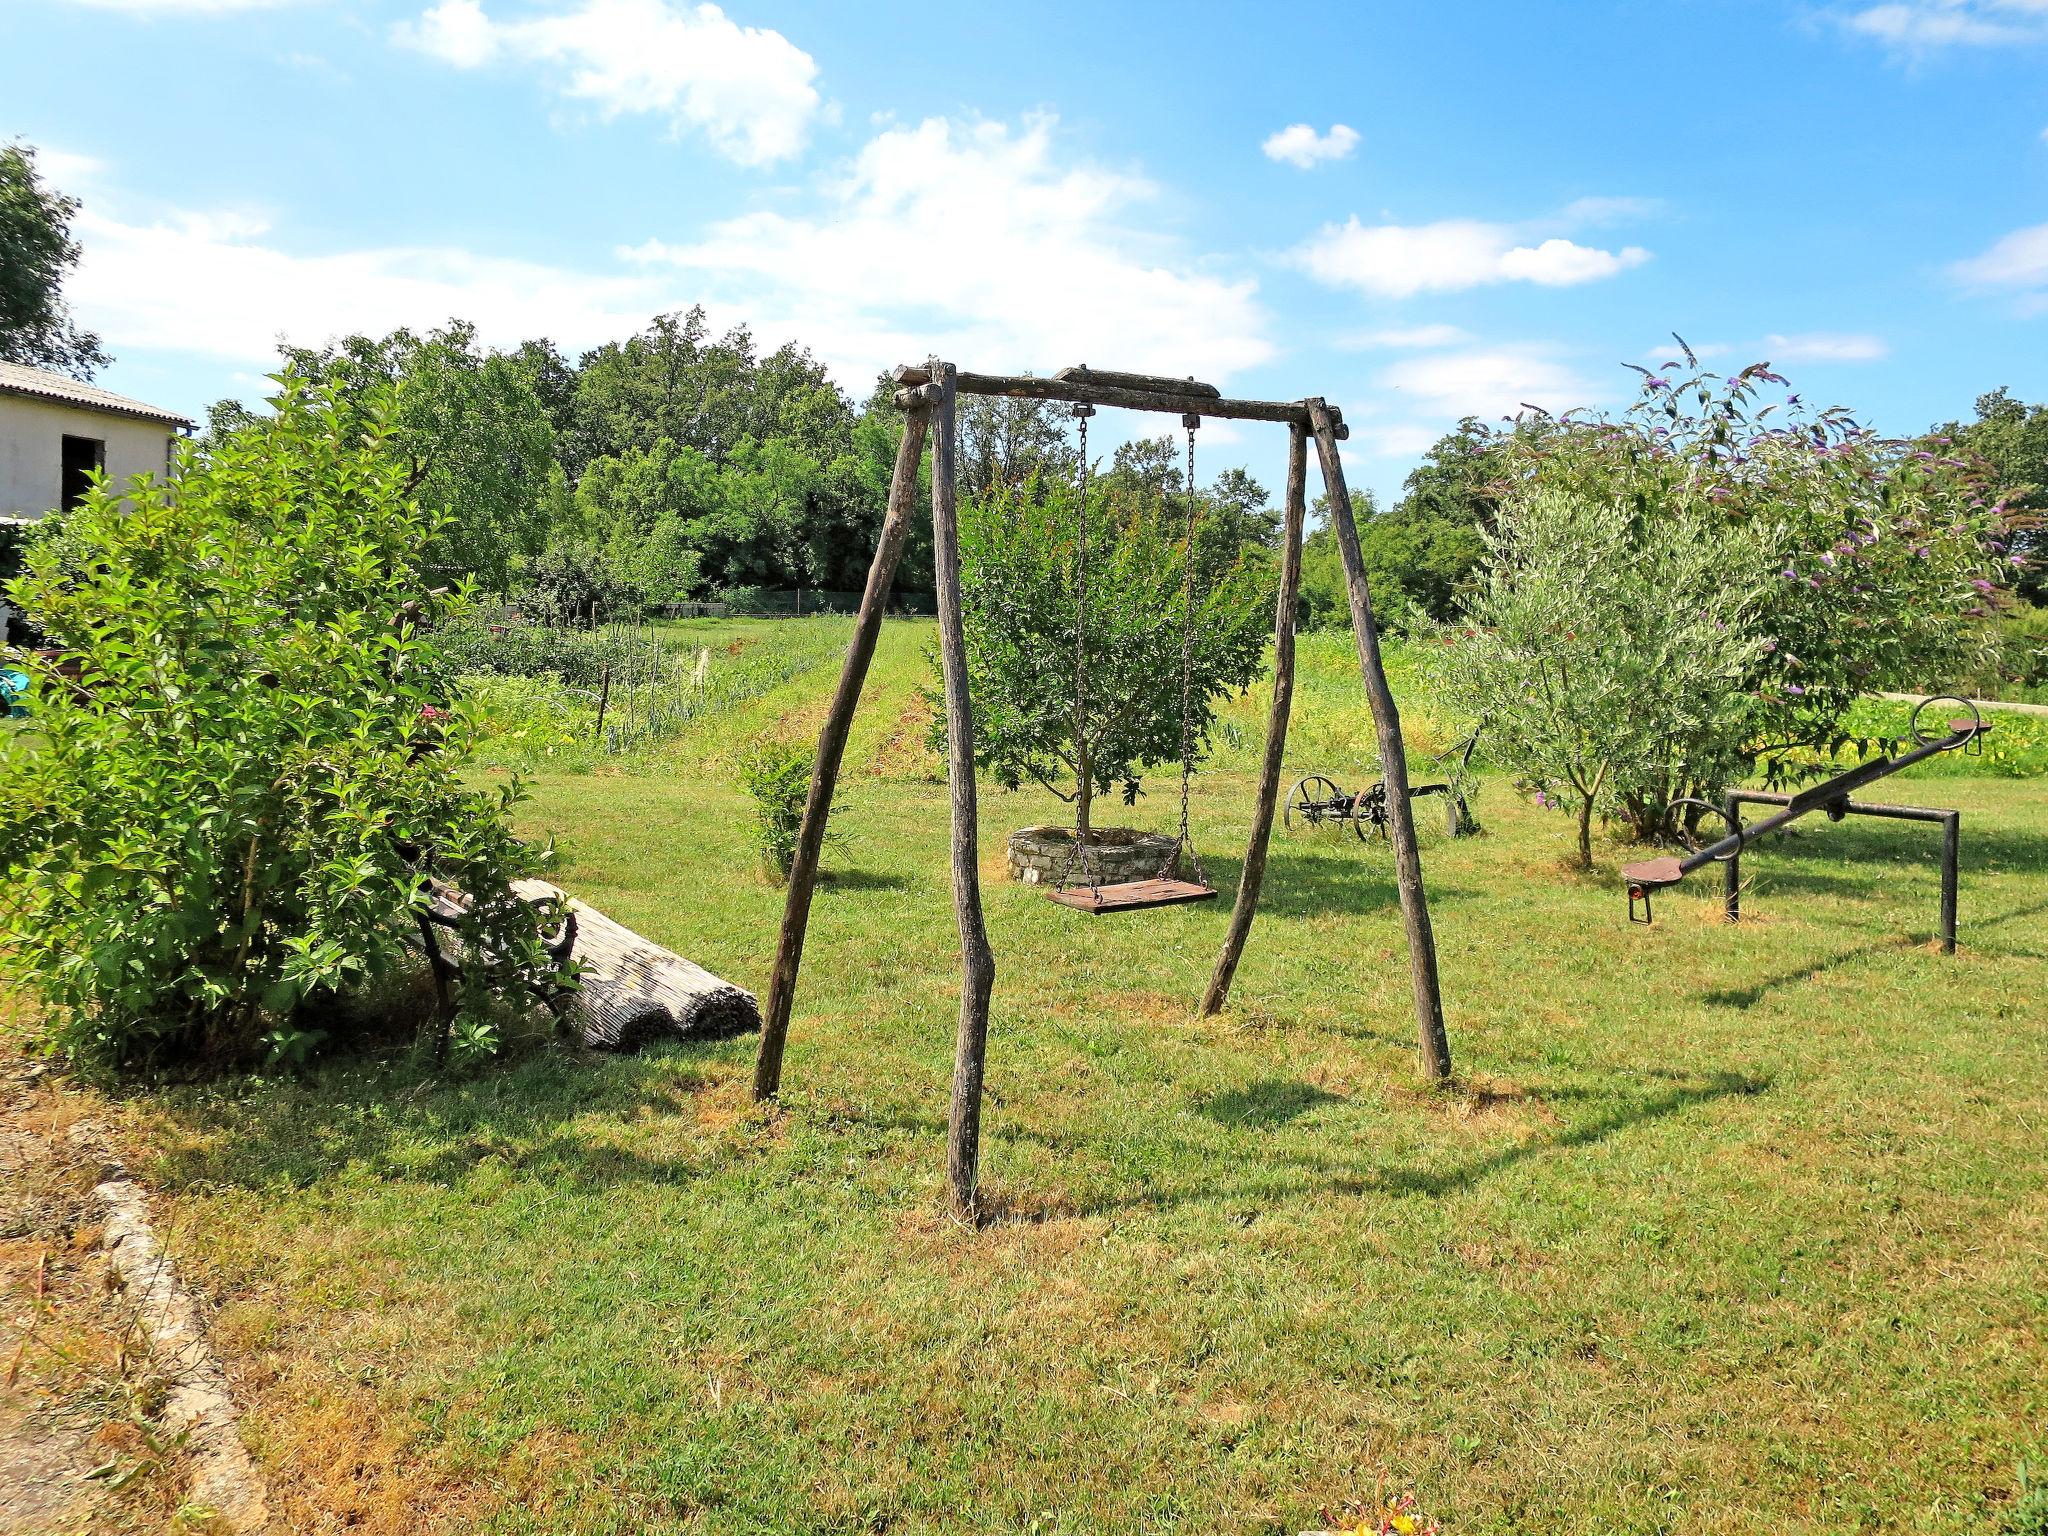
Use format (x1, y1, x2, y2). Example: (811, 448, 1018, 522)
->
(60, 434, 105, 511)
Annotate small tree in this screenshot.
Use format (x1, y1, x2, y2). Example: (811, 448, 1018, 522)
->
(1429, 489, 1765, 868)
(941, 476, 1273, 844)
(0, 370, 564, 1069)
(0, 141, 107, 378)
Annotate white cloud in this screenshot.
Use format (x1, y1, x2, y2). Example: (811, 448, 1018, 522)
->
(64, 115, 1270, 398)
(1840, 1, 2048, 51)
(25, 147, 108, 188)
(1377, 344, 1604, 422)
(1640, 338, 1731, 363)
(398, 0, 499, 67)
(1342, 324, 1469, 350)
(1293, 215, 1650, 298)
(1759, 331, 1888, 362)
(1261, 123, 1360, 169)
(1497, 236, 1650, 286)
(67, 207, 678, 365)
(392, 0, 822, 166)
(1639, 333, 1885, 366)
(623, 114, 1273, 386)
(1952, 221, 2048, 288)
(1358, 423, 1444, 459)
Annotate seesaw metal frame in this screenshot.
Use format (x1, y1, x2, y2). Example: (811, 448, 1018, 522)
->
(1625, 697, 1987, 951)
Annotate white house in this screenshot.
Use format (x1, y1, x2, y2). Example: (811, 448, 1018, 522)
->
(0, 361, 192, 521)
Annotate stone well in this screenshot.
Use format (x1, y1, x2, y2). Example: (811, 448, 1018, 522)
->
(1005, 824, 1180, 886)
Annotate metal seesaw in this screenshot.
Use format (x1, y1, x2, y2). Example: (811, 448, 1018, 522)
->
(1622, 696, 1991, 952)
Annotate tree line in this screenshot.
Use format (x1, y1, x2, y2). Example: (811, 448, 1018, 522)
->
(3, 137, 2042, 629)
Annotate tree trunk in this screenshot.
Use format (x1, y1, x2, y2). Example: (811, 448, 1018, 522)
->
(514, 879, 760, 1050)
(1577, 800, 1595, 870)
(1074, 752, 1093, 852)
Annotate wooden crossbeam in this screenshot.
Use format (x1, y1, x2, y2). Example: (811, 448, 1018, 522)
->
(892, 366, 1344, 432)
(1051, 365, 1221, 399)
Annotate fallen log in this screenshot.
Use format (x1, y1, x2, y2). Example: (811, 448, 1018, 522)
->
(511, 879, 761, 1051)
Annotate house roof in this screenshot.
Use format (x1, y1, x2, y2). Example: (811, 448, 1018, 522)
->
(0, 362, 193, 429)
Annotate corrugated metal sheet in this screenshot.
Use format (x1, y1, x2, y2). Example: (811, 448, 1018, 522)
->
(0, 362, 192, 428)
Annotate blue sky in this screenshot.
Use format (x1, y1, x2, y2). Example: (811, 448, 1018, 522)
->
(6, 0, 2048, 501)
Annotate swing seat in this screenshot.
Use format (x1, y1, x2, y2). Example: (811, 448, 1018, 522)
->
(1046, 877, 1217, 914)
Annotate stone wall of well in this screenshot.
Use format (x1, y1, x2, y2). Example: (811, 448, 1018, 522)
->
(1006, 825, 1179, 885)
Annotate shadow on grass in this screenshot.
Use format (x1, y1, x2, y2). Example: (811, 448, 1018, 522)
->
(1204, 848, 1476, 920)
(136, 1038, 763, 1197)
(1004, 1069, 1771, 1217)
(1196, 1079, 1342, 1129)
(816, 869, 915, 893)
(1700, 940, 1900, 1009)
(1691, 895, 2048, 1006)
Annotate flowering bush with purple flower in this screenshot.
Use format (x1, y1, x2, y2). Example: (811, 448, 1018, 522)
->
(1437, 347, 2015, 838)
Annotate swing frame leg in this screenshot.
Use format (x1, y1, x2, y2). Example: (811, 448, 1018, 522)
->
(753, 402, 930, 1101)
(1308, 400, 1453, 1083)
(928, 362, 998, 1218)
(1202, 422, 1307, 1015)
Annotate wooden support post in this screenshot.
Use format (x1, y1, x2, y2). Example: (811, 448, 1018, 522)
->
(752, 405, 931, 1100)
(1306, 400, 1453, 1083)
(928, 361, 997, 1217)
(1201, 423, 1308, 1016)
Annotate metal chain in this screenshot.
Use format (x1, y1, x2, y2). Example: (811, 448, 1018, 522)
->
(1171, 412, 1207, 884)
(1053, 404, 1098, 894)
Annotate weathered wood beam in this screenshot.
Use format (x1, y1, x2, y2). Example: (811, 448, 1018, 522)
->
(1052, 365, 1221, 399)
(753, 404, 930, 1100)
(1307, 398, 1453, 1083)
(1201, 422, 1308, 1016)
(928, 359, 998, 1218)
(891, 369, 1336, 428)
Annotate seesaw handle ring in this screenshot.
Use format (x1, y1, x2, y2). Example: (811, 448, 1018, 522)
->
(1910, 694, 1981, 750)
(1666, 797, 1740, 860)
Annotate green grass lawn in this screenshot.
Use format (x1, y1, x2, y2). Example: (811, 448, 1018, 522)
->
(121, 618, 2048, 1534)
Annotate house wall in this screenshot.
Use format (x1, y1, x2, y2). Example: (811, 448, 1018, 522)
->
(0, 394, 178, 519)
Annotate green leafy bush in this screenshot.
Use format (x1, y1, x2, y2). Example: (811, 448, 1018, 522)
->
(738, 739, 826, 880)
(1959, 606, 2048, 703)
(433, 614, 643, 689)
(0, 370, 565, 1069)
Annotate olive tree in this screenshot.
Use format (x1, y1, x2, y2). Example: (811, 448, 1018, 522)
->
(1429, 489, 1766, 867)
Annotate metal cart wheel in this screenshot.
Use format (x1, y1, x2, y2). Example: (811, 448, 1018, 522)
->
(1353, 780, 1390, 841)
(1284, 775, 1345, 831)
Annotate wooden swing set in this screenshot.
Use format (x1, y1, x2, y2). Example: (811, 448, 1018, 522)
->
(749, 359, 1452, 1215)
